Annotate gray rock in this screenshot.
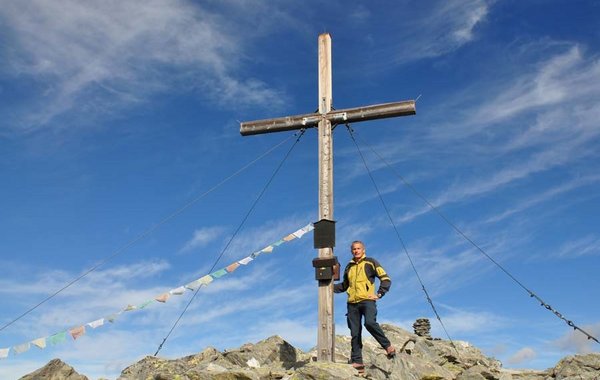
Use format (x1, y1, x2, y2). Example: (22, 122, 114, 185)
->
(20, 324, 600, 380)
(292, 361, 362, 379)
(414, 318, 433, 339)
(19, 358, 88, 380)
(551, 353, 600, 380)
(223, 335, 309, 370)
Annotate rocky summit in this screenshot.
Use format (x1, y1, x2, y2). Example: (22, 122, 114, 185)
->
(19, 323, 600, 380)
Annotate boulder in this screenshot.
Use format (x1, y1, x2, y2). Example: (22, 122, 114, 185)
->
(223, 335, 308, 370)
(551, 353, 600, 380)
(19, 358, 88, 380)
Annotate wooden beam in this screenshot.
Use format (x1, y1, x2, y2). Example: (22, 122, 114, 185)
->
(316, 33, 335, 363)
(239, 100, 416, 136)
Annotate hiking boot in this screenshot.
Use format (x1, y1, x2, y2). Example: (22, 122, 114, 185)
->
(351, 363, 365, 373)
(386, 345, 396, 357)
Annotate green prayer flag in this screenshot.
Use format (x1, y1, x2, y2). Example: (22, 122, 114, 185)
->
(211, 268, 228, 278)
(48, 331, 67, 345)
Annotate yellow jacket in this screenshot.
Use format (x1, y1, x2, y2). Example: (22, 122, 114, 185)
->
(334, 256, 391, 303)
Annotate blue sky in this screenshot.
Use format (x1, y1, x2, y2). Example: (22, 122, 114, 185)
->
(1, 0, 599, 378)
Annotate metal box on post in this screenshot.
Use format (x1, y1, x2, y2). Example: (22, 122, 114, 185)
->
(313, 219, 335, 249)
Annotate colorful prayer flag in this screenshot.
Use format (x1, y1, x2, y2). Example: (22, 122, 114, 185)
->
(13, 343, 30, 354)
(238, 256, 253, 265)
(70, 326, 85, 340)
(198, 275, 213, 286)
(31, 338, 47, 349)
(283, 234, 296, 241)
(48, 332, 67, 345)
(261, 245, 274, 253)
(87, 318, 105, 329)
(292, 224, 314, 238)
(211, 269, 227, 278)
(0, 223, 313, 361)
(169, 286, 186, 295)
(226, 262, 240, 272)
(155, 293, 170, 303)
(185, 279, 203, 290)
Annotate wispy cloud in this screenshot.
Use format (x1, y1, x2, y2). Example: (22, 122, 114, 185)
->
(0, 0, 285, 131)
(553, 235, 600, 259)
(0, 260, 172, 335)
(386, 305, 508, 337)
(433, 307, 507, 335)
(362, 45, 600, 226)
(474, 46, 600, 125)
(179, 226, 225, 253)
(0, 260, 170, 297)
(384, 0, 491, 64)
(484, 175, 600, 224)
(552, 322, 600, 354)
(507, 347, 537, 365)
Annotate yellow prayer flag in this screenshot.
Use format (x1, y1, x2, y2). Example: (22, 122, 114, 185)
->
(198, 275, 213, 285)
(283, 234, 296, 241)
(31, 338, 47, 349)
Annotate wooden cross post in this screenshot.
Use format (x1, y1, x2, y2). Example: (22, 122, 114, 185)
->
(240, 33, 416, 362)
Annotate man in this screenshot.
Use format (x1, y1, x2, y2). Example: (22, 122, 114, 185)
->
(334, 240, 396, 370)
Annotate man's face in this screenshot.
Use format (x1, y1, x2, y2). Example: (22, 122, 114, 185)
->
(351, 243, 365, 261)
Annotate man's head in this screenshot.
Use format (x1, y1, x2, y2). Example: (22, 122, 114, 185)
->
(351, 241, 366, 261)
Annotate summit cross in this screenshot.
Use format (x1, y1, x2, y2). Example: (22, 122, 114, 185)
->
(240, 33, 416, 362)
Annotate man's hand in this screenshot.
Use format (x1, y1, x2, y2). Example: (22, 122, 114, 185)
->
(368, 294, 379, 301)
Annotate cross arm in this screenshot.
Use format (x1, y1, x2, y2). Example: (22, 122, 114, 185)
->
(240, 100, 416, 136)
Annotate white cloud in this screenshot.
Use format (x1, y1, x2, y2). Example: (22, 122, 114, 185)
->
(553, 322, 600, 354)
(484, 175, 600, 224)
(474, 45, 600, 125)
(0, 0, 284, 131)
(507, 347, 537, 365)
(421, 304, 508, 336)
(0, 260, 170, 296)
(390, 0, 490, 63)
(180, 226, 225, 253)
(553, 235, 600, 259)
(448, 0, 490, 44)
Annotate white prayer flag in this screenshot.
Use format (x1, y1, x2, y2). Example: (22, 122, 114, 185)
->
(261, 245, 274, 253)
(238, 256, 253, 265)
(87, 318, 105, 329)
(169, 286, 186, 295)
(292, 224, 314, 239)
(185, 279, 203, 291)
(13, 343, 30, 354)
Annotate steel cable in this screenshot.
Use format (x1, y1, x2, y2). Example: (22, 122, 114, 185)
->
(351, 128, 599, 345)
(0, 133, 297, 333)
(345, 124, 461, 358)
(153, 129, 306, 355)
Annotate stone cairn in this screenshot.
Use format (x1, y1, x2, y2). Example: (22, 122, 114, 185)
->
(413, 318, 432, 339)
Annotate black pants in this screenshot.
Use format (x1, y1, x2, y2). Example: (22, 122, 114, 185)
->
(346, 300, 391, 364)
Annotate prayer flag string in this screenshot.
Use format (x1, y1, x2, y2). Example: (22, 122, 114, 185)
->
(0, 223, 313, 359)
